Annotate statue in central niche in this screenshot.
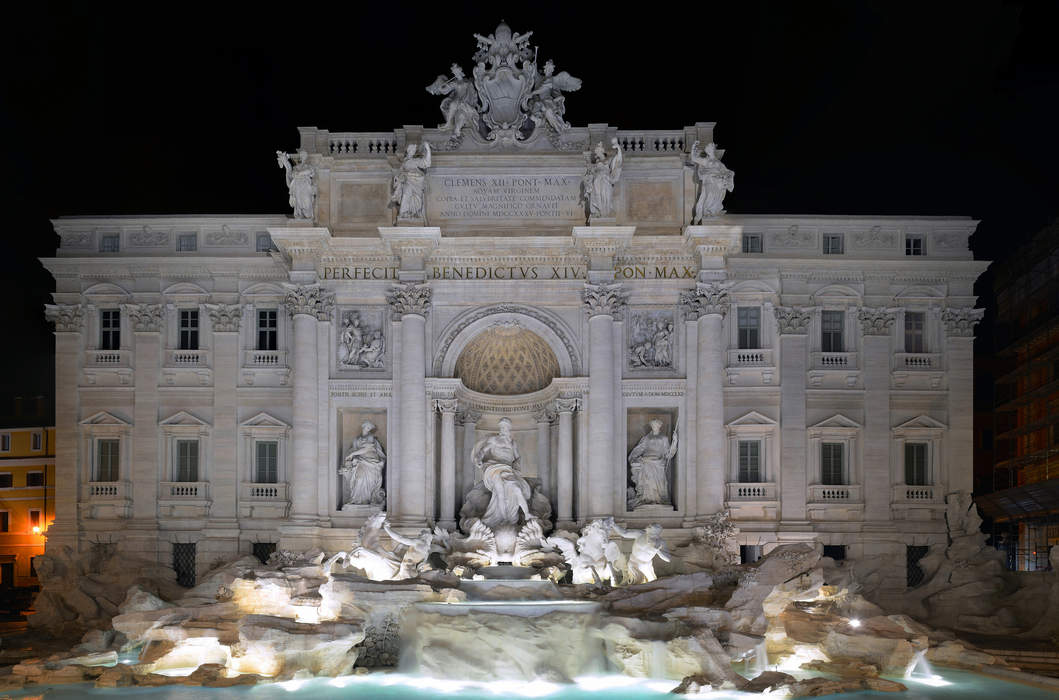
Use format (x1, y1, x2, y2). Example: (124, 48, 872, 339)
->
(473, 417, 532, 528)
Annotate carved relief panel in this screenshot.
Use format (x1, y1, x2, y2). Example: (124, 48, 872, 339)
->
(625, 309, 678, 375)
(336, 308, 388, 374)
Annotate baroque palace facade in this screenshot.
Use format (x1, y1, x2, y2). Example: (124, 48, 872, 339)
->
(41, 24, 986, 592)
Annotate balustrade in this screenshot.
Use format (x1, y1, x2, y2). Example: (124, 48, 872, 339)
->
(808, 484, 863, 502)
(726, 482, 778, 500)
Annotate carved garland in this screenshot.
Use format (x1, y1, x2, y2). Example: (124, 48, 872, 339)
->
(44, 304, 84, 333)
(121, 303, 165, 332)
(205, 303, 243, 333)
(857, 307, 897, 336)
(773, 306, 811, 335)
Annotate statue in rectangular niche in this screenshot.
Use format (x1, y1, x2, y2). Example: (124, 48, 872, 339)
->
(627, 419, 677, 509)
(340, 421, 387, 508)
(338, 309, 386, 369)
(628, 311, 675, 369)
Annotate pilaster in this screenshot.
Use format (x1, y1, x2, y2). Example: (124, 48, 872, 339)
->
(583, 283, 626, 519)
(208, 305, 241, 529)
(774, 306, 811, 525)
(435, 399, 458, 529)
(44, 304, 83, 552)
(859, 307, 896, 523)
(123, 303, 164, 555)
(941, 307, 982, 493)
(555, 397, 579, 529)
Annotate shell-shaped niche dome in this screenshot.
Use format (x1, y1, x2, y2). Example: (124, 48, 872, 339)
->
(455, 322, 560, 395)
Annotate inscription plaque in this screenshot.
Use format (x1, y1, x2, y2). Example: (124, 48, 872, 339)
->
(427, 174, 582, 221)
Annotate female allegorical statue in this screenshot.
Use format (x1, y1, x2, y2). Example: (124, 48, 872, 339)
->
(389, 142, 432, 221)
(627, 419, 678, 508)
(340, 421, 386, 507)
(471, 417, 533, 529)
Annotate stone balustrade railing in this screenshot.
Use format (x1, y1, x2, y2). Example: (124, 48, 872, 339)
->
(894, 353, 942, 370)
(244, 350, 287, 368)
(161, 481, 208, 499)
(808, 484, 863, 503)
(811, 351, 857, 370)
(85, 349, 131, 367)
(240, 482, 289, 501)
(726, 482, 778, 501)
(166, 349, 208, 367)
(727, 349, 774, 367)
(83, 482, 127, 499)
(892, 484, 939, 503)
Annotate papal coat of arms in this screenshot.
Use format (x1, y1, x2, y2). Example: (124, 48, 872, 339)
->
(426, 22, 581, 146)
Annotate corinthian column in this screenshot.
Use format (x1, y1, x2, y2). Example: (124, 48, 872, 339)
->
(44, 304, 84, 552)
(680, 283, 728, 517)
(536, 407, 554, 509)
(435, 399, 458, 529)
(284, 284, 333, 522)
(583, 283, 626, 519)
(389, 282, 432, 525)
(554, 398, 579, 528)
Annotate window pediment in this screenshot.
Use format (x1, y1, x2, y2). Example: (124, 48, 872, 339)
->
(160, 411, 210, 427)
(727, 411, 778, 435)
(893, 414, 946, 436)
(240, 412, 290, 436)
(81, 411, 131, 427)
(809, 414, 861, 437)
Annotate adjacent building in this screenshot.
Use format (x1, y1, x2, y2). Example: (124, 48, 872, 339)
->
(38, 23, 987, 594)
(0, 421, 55, 587)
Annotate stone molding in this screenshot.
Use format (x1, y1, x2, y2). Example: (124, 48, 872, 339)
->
(284, 284, 334, 321)
(205, 303, 243, 333)
(857, 307, 897, 336)
(582, 282, 627, 317)
(45, 304, 84, 333)
(387, 282, 432, 318)
(679, 282, 729, 319)
(939, 307, 984, 338)
(121, 303, 165, 332)
(773, 306, 812, 335)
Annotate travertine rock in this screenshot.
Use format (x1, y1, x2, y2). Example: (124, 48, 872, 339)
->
(597, 618, 744, 685)
(726, 544, 821, 634)
(821, 630, 916, 674)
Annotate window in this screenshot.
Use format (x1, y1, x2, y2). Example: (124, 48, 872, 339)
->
(175, 440, 199, 482)
(823, 234, 844, 254)
(905, 442, 929, 485)
(823, 544, 846, 561)
(738, 441, 761, 482)
(257, 310, 278, 351)
(31, 432, 42, 451)
(821, 310, 844, 352)
(904, 312, 925, 353)
(742, 233, 763, 254)
(737, 307, 761, 349)
(100, 309, 121, 350)
(99, 234, 120, 252)
(177, 233, 198, 252)
(173, 543, 196, 587)
(96, 439, 120, 481)
(179, 310, 199, 350)
(256, 233, 274, 252)
(255, 441, 278, 484)
(0, 513, 7, 532)
(29, 509, 40, 530)
(905, 235, 924, 256)
(821, 443, 845, 485)
(26, 472, 44, 487)
(252, 542, 277, 564)
(0, 434, 8, 452)
(0, 474, 11, 489)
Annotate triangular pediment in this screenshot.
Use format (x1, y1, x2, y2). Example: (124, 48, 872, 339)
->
(240, 412, 290, 429)
(159, 411, 210, 427)
(810, 414, 861, 429)
(894, 414, 947, 430)
(80, 411, 131, 426)
(727, 410, 778, 427)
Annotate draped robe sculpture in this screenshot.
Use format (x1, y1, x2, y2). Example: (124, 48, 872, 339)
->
(339, 421, 386, 507)
(627, 419, 678, 508)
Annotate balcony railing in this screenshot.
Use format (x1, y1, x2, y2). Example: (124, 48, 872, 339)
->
(893, 484, 939, 503)
(811, 352, 857, 370)
(166, 349, 208, 367)
(808, 484, 863, 503)
(240, 482, 289, 501)
(84, 349, 132, 367)
(244, 350, 287, 368)
(82, 481, 128, 499)
(160, 481, 208, 499)
(894, 353, 942, 370)
(727, 349, 774, 368)
(726, 482, 778, 501)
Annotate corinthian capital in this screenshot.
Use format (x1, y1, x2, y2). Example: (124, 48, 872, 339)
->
(554, 397, 581, 413)
(283, 284, 333, 321)
(388, 282, 432, 318)
(582, 282, 627, 317)
(939, 307, 984, 338)
(44, 304, 84, 333)
(679, 282, 729, 319)
(205, 303, 243, 333)
(857, 307, 896, 336)
(773, 306, 811, 335)
(121, 303, 165, 332)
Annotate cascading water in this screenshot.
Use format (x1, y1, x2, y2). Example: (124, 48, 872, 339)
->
(751, 639, 769, 676)
(904, 649, 940, 681)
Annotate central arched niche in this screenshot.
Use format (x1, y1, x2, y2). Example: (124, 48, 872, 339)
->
(454, 321, 560, 395)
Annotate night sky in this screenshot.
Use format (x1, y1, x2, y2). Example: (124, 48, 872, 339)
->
(3, 2, 1057, 413)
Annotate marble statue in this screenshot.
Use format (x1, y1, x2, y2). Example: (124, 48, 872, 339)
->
(276, 150, 316, 220)
(613, 522, 671, 584)
(688, 141, 734, 222)
(548, 518, 624, 585)
(472, 417, 532, 529)
(339, 422, 386, 508)
(425, 64, 480, 138)
(581, 139, 623, 220)
(343, 513, 433, 581)
(384, 521, 435, 580)
(527, 59, 581, 133)
(390, 142, 431, 221)
(338, 312, 385, 369)
(627, 420, 678, 509)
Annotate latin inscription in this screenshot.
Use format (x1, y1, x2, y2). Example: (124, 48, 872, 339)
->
(321, 265, 697, 281)
(428, 175, 582, 220)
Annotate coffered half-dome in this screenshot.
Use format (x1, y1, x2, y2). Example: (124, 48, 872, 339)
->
(454, 322, 560, 395)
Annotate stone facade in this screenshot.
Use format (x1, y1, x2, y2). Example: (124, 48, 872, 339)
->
(40, 64, 986, 593)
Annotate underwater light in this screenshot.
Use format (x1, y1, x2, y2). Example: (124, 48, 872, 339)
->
(848, 618, 861, 628)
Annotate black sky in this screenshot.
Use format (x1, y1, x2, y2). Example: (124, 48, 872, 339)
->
(3, 1, 1058, 408)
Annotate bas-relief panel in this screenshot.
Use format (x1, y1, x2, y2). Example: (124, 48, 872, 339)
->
(336, 308, 388, 374)
(626, 310, 677, 374)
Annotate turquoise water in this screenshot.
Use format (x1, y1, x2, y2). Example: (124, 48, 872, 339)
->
(6, 670, 1057, 699)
